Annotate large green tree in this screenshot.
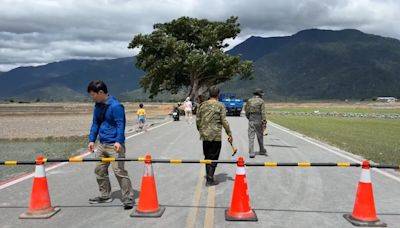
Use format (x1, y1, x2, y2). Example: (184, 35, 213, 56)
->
(128, 16, 253, 101)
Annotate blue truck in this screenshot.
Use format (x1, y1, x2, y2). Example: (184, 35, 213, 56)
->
(219, 93, 243, 116)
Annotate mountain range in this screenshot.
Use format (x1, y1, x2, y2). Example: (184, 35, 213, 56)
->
(0, 58, 143, 101)
(1, 28, 400, 102)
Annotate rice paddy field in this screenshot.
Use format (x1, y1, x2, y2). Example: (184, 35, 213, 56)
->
(0, 102, 173, 182)
(267, 102, 400, 166)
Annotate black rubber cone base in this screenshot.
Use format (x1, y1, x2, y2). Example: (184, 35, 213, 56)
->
(225, 209, 258, 221)
(343, 214, 387, 227)
(19, 207, 60, 219)
(130, 206, 165, 218)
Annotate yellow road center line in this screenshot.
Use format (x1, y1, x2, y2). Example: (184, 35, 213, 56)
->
(185, 167, 205, 228)
(204, 185, 215, 228)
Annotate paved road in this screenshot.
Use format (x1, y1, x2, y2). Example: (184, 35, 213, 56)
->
(1, 116, 399, 227)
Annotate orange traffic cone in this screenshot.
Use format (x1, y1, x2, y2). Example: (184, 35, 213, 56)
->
(225, 156, 257, 221)
(130, 154, 165, 217)
(343, 160, 386, 227)
(19, 156, 60, 219)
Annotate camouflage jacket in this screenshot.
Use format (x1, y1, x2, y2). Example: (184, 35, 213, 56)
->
(196, 98, 232, 141)
(245, 96, 266, 121)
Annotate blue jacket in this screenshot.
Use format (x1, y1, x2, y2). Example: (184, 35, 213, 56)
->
(89, 95, 126, 144)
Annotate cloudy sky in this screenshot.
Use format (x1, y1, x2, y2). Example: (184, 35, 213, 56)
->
(1, 0, 399, 71)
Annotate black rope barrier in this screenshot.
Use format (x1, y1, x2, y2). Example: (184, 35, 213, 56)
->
(0, 158, 399, 169)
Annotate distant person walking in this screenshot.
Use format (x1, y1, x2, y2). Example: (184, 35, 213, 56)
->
(196, 86, 233, 186)
(86, 80, 134, 209)
(137, 103, 146, 130)
(245, 88, 267, 158)
(184, 97, 193, 124)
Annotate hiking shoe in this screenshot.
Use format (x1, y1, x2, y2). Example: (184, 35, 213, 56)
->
(122, 199, 134, 210)
(205, 180, 219, 187)
(89, 196, 112, 204)
(259, 151, 268, 156)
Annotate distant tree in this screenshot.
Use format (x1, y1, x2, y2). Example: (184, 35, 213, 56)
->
(128, 16, 253, 101)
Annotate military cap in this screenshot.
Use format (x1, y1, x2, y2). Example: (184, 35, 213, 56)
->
(254, 88, 264, 96)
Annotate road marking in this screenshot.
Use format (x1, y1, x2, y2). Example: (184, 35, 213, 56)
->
(0, 151, 90, 190)
(185, 167, 205, 228)
(204, 186, 215, 228)
(270, 122, 400, 183)
(126, 120, 172, 139)
(0, 120, 173, 190)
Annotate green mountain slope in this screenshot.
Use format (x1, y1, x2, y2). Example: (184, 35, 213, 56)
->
(225, 29, 400, 100)
(1, 29, 400, 101)
(0, 57, 143, 101)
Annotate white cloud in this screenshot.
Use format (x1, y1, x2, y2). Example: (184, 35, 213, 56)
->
(0, 0, 400, 71)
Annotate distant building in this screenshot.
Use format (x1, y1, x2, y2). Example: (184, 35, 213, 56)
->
(376, 97, 397, 102)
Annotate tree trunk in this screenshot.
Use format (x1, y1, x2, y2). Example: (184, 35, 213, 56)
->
(190, 75, 200, 103)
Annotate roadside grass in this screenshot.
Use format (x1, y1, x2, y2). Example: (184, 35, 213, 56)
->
(269, 107, 400, 114)
(268, 115, 400, 165)
(0, 136, 87, 182)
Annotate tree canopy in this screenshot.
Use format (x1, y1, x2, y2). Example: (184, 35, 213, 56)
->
(128, 16, 253, 101)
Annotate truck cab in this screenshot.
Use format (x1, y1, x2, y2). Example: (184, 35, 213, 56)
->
(219, 93, 243, 116)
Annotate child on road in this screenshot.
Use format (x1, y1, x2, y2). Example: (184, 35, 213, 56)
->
(137, 103, 146, 130)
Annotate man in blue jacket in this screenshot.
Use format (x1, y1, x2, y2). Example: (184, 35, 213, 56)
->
(87, 80, 134, 209)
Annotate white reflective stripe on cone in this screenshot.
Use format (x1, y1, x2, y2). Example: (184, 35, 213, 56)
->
(359, 169, 371, 183)
(35, 165, 46, 178)
(236, 167, 246, 175)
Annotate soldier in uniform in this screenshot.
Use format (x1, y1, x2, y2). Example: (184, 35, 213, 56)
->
(245, 88, 267, 158)
(196, 86, 233, 186)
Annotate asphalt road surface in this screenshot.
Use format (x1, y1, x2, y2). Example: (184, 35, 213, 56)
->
(1, 116, 399, 227)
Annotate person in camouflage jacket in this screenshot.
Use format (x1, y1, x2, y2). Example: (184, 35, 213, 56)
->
(196, 86, 233, 186)
(245, 88, 267, 158)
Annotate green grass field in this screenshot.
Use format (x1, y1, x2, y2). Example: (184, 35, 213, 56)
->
(0, 136, 87, 182)
(269, 107, 400, 114)
(268, 115, 400, 165)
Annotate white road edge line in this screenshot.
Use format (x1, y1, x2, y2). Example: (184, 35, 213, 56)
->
(126, 120, 172, 139)
(0, 120, 173, 190)
(270, 122, 400, 183)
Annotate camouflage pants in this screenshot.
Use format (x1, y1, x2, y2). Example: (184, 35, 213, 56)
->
(248, 120, 266, 156)
(95, 143, 134, 200)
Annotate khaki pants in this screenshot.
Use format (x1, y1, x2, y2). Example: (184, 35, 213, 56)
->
(95, 143, 134, 200)
(248, 114, 266, 156)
